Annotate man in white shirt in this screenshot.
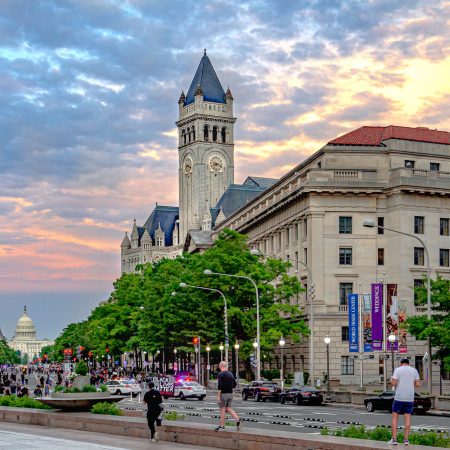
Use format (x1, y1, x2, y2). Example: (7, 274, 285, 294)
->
(389, 358, 420, 446)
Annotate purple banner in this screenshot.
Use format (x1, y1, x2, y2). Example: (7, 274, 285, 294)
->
(371, 283, 383, 351)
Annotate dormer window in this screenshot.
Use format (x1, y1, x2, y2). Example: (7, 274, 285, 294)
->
(156, 237, 164, 246)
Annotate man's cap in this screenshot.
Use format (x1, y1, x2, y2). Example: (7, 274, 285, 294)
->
(400, 357, 410, 364)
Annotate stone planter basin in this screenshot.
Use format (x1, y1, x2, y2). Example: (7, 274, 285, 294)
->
(37, 393, 126, 412)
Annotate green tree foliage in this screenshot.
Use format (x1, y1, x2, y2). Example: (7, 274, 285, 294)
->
(408, 276, 450, 370)
(0, 339, 20, 364)
(75, 360, 88, 375)
(50, 229, 308, 373)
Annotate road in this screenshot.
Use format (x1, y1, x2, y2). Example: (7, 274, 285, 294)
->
(0, 422, 216, 449)
(120, 391, 450, 434)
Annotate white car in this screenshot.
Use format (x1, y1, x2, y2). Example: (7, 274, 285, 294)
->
(174, 381, 206, 400)
(105, 380, 141, 396)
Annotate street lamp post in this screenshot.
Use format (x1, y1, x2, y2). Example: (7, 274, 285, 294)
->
(174, 348, 178, 373)
(250, 250, 316, 388)
(252, 340, 258, 378)
(178, 283, 229, 363)
(363, 219, 433, 395)
(206, 346, 210, 384)
(204, 269, 261, 380)
(388, 334, 396, 375)
(234, 342, 240, 388)
(219, 343, 224, 362)
(279, 336, 286, 390)
(324, 335, 331, 401)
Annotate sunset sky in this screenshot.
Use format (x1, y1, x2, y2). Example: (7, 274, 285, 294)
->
(1, 0, 449, 339)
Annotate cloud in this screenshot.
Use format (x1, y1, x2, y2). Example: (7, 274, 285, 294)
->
(0, 0, 448, 339)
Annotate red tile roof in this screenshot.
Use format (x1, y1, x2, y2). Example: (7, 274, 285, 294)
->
(328, 126, 450, 146)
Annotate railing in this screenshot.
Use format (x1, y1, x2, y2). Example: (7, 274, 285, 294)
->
(338, 305, 348, 312)
(415, 306, 428, 313)
(334, 170, 359, 179)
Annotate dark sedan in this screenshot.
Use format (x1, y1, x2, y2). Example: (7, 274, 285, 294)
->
(280, 387, 323, 405)
(364, 391, 431, 414)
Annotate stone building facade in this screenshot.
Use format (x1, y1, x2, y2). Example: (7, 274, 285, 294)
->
(212, 126, 450, 385)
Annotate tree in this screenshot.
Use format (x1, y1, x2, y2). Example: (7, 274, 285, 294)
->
(408, 276, 450, 370)
(0, 339, 20, 364)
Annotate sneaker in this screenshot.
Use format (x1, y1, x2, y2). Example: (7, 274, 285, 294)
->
(214, 426, 225, 431)
(236, 419, 243, 431)
(404, 439, 409, 446)
(388, 438, 397, 445)
(154, 432, 159, 442)
(151, 438, 155, 443)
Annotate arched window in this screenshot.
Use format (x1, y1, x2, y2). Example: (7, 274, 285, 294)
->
(221, 127, 226, 143)
(182, 129, 186, 145)
(187, 127, 191, 143)
(192, 126, 195, 141)
(213, 126, 218, 142)
(204, 124, 209, 141)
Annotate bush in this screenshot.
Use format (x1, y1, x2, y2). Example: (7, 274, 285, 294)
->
(54, 385, 64, 392)
(75, 360, 88, 376)
(261, 369, 280, 381)
(163, 411, 185, 421)
(91, 402, 123, 416)
(0, 395, 52, 410)
(82, 384, 97, 393)
(99, 384, 108, 392)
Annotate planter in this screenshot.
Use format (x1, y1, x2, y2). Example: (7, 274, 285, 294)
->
(350, 392, 367, 405)
(333, 390, 351, 403)
(52, 392, 110, 399)
(436, 396, 450, 411)
(38, 392, 123, 412)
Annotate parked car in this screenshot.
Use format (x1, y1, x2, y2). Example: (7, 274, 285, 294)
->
(105, 380, 141, 396)
(241, 381, 281, 402)
(279, 387, 323, 405)
(364, 391, 431, 414)
(174, 381, 206, 400)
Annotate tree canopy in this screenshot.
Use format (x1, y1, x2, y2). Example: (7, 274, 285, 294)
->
(49, 229, 308, 371)
(0, 339, 20, 364)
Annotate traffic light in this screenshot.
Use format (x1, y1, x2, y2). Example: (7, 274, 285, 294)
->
(192, 336, 199, 346)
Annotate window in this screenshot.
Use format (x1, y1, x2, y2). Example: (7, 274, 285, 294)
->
(221, 127, 226, 143)
(440, 249, 449, 267)
(339, 247, 352, 265)
(304, 219, 307, 237)
(294, 223, 299, 241)
(341, 356, 354, 375)
(440, 218, 449, 236)
(339, 283, 353, 306)
(277, 233, 282, 251)
(182, 129, 186, 144)
(414, 216, 424, 234)
(203, 124, 209, 141)
(378, 217, 384, 235)
(430, 162, 440, 171)
(341, 326, 349, 342)
(212, 126, 218, 142)
(187, 127, 191, 143)
(192, 126, 195, 141)
(304, 248, 308, 265)
(285, 228, 290, 247)
(339, 216, 352, 234)
(414, 279, 425, 306)
(378, 248, 384, 265)
(405, 160, 415, 169)
(414, 247, 424, 265)
(294, 251, 299, 270)
(317, 161, 322, 169)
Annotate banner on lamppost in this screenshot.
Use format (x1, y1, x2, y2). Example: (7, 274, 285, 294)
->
(362, 294, 373, 352)
(371, 283, 383, 351)
(348, 293, 359, 352)
(386, 284, 399, 351)
(398, 305, 408, 354)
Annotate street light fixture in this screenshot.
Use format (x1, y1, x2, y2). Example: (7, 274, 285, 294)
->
(388, 333, 396, 374)
(204, 269, 261, 380)
(234, 342, 240, 388)
(179, 282, 229, 363)
(206, 346, 211, 383)
(279, 336, 286, 390)
(250, 249, 315, 388)
(324, 335, 331, 401)
(219, 343, 224, 362)
(363, 218, 432, 395)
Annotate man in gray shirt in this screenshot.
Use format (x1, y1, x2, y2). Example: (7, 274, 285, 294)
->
(389, 358, 420, 446)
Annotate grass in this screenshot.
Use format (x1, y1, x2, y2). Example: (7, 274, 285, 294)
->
(321, 425, 450, 448)
(0, 395, 53, 410)
(91, 402, 123, 416)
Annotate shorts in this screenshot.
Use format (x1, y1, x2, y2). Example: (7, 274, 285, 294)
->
(219, 393, 233, 408)
(392, 400, 414, 415)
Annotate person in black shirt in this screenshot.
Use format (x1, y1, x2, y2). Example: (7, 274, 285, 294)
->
(215, 361, 242, 432)
(143, 381, 163, 442)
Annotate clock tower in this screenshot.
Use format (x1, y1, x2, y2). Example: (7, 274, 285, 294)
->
(177, 51, 236, 242)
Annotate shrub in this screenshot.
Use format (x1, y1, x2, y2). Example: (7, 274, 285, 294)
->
(261, 369, 280, 381)
(0, 395, 52, 410)
(163, 411, 185, 421)
(54, 385, 64, 392)
(75, 360, 88, 376)
(91, 402, 123, 416)
(82, 384, 97, 393)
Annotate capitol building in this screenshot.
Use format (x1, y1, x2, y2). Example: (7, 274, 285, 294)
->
(8, 306, 53, 357)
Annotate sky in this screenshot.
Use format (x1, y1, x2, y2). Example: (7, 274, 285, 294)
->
(0, 0, 449, 340)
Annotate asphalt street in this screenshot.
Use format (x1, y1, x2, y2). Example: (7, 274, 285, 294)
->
(120, 391, 450, 435)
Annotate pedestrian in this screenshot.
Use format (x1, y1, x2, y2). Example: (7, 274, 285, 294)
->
(143, 381, 163, 443)
(389, 357, 420, 446)
(215, 361, 242, 432)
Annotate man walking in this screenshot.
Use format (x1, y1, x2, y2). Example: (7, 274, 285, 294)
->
(143, 381, 163, 443)
(389, 357, 420, 446)
(215, 361, 242, 432)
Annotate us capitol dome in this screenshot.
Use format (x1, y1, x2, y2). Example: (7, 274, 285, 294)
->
(8, 306, 54, 357)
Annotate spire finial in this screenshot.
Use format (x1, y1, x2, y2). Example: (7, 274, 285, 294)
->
(24, 305, 27, 312)
(204, 49, 206, 56)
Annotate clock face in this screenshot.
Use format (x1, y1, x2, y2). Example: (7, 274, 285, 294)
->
(184, 157, 193, 175)
(208, 155, 225, 172)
